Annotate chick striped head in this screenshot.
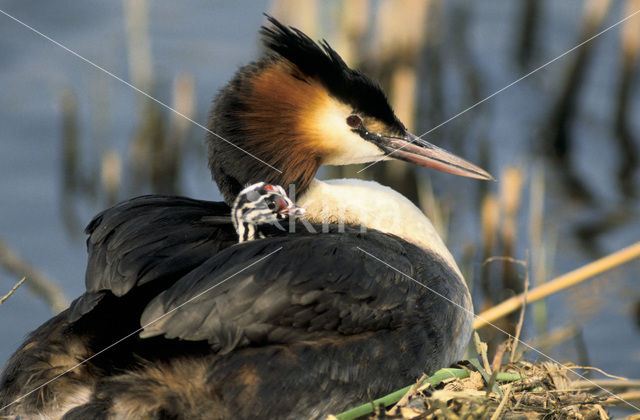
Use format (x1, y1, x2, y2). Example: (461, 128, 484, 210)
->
(232, 182, 305, 243)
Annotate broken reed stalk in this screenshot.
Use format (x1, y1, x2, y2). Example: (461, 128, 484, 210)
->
(473, 241, 640, 329)
(0, 237, 68, 313)
(572, 379, 640, 390)
(499, 167, 523, 291)
(0, 277, 26, 306)
(510, 252, 529, 363)
(489, 383, 512, 420)
(473, 331, 492, 374)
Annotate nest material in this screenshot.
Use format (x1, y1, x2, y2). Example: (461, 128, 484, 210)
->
(329, 359, 640, 420)
(376, 361, 611, 420)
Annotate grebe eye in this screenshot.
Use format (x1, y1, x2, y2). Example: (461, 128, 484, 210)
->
(346, 115, 362, 128)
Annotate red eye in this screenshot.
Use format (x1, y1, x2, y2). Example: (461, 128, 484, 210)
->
(346, 115, 362, 128)
(275, 197, 288, 212)
(264, 184, 275, 191)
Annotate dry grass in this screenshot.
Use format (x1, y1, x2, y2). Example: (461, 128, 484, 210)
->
(367, 361, 617, 419)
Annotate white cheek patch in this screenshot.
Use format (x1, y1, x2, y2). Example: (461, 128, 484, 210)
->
(324, 131, 387, 165)
(312, 97, 387, 165)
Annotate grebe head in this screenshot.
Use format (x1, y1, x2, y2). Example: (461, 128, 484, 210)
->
(208, 16, 492, 204)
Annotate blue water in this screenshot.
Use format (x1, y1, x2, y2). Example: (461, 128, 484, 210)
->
(0, 0, 268, 363)
(0, 0, 638, 408)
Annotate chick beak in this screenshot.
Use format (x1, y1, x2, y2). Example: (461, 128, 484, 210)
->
(275, 197, 305, 218)
(381, 131, 494, 181)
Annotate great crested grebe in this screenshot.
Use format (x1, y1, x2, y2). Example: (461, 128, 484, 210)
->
(0, 16, 492, 419)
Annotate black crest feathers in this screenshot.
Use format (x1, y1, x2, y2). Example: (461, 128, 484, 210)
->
(260, 15, 403, 131)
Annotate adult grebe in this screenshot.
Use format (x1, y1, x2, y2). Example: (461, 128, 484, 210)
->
(0, 16, 491, 419)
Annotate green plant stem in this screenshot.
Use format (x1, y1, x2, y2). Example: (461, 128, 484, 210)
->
(335, 367, 524, 420)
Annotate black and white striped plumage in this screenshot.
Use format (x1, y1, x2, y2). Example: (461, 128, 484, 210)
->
(232, 182, 304, 243)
